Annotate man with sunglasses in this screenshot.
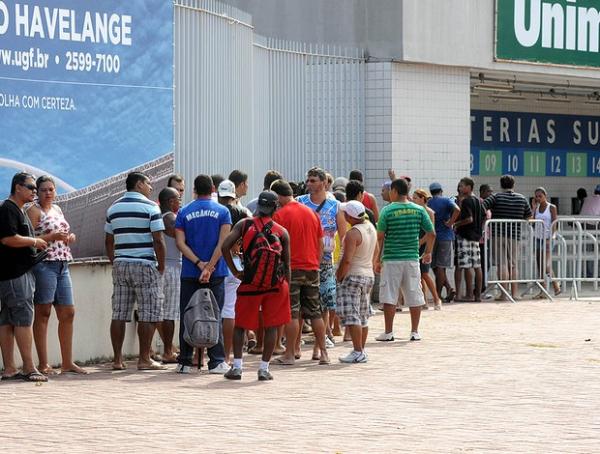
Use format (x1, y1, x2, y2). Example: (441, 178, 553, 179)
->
(297, 167, 347, 361)
(0, 172, 49, 382)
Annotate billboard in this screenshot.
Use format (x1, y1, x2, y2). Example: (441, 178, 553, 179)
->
(496, 0, 600, 68)
(470, 110, 600, 177)
(0, 0, 173, 195)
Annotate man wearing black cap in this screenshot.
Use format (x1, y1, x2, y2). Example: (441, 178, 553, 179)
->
(221, 191, 291, 381)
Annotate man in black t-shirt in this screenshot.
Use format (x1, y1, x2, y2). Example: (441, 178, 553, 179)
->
(454, 177, 484, 302)
(0, 172, 49, 382)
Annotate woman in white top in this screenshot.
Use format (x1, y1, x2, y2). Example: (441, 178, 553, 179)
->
(532, 187, 561, 296)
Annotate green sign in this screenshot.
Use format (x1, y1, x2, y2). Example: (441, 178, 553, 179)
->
(496, 0, 600, 68)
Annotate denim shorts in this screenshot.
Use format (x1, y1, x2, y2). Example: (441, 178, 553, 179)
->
(33, 261, 74, 306)
(0, 271, 35, 326)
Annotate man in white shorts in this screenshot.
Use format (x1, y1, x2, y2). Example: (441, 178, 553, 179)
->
(375, 178, 435, 342)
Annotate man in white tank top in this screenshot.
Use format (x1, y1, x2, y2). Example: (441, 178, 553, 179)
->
(335, 201, 379, 363)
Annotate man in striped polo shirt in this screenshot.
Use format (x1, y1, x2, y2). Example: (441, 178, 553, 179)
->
(105, 172, 167, 371)
(482, 175, 532, 300)
(375, 178, 435, 342)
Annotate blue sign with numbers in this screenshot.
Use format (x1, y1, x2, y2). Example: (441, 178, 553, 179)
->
(471, 110, 600, 177)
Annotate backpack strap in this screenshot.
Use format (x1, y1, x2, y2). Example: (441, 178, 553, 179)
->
(315, 199, 327, 213)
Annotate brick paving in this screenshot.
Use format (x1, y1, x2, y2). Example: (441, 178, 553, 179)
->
(1, 299, 599, 453)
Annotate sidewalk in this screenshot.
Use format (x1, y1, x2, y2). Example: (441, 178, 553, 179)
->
(1, 299, 599, 453)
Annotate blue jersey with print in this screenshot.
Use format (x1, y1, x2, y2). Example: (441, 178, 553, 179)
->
(297, 194, 339, 263)
(175, 198, 232, 278)
(427, 195, 458, 241)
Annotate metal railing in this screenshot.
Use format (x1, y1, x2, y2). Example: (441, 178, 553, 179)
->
(484, 219, 552, 303)
(551, 217, 600, 299)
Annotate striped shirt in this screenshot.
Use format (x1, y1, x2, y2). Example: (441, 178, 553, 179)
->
(105, 191, 165, 264)
(482, 190, 532, 239)
(377, 201, 433, 261)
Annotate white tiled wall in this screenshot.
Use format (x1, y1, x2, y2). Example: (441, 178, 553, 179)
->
(364, 62, 471, 199)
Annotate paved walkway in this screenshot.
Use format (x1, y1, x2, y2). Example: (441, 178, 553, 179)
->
(1, 299, 599, 453)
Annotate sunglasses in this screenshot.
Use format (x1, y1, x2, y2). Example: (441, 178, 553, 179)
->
(20, 183, 37, 191)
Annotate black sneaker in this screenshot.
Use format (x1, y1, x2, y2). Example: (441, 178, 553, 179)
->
(257, 369, 273, 381)
(224, 366, 242, 380)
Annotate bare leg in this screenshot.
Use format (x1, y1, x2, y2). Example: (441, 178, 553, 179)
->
(474, 268, 483, 301)
(311, 318, 329, 363)
(159, 320, 176, 360)
(14, 325, 37, 374)
(110, 320, 126, 369)
(463, 268, 473, 299)
(509, 266, 519, 297)
(262, 326, 277, 362)
(383, 303, 396, 333)
(282, 318, 299, 363)
(33, 304, 52, 373)
(348, 325, 363, 352)
(422, 272, 441, 305)
(332, 313, 342, 336)
(361, 327, 368, 349)
(223, 318, 235, 363)
(0, 325, 18, 376)
(454, 267, 462, 298)
(232, 327, 244, 360)
(137, 321, 156, 366)
(409, 306, 421, 333)
(56, 305, 86, 373)
(274, 325, 285, 354)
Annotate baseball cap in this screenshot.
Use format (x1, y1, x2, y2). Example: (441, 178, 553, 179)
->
(217, 179, 236, 198)
(382, 180, 392, 188)
(400, 175, 412, 182)
(342, 200, 366, 220)
(429, 182, 442, 192)
(257, 190, 278, 215)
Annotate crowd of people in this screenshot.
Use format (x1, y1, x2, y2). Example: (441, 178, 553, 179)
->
(0, 167, 584, 382)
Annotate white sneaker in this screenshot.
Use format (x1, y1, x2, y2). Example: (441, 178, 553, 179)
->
(375, 332, 395, 342)
(325, 337, 335, 349)
(410, 331, 422, 341)
(175, 364, 192, 374)
(208, 362, 230, 374)
(339, 350, 367, 363)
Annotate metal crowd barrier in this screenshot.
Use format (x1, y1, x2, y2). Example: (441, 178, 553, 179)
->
(551, 217, 600, 299)
(484, 219, 552, 303)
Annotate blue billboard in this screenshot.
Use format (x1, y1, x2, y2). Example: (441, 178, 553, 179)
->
(0, 0, 173, 194)
(470, 110, 600, 177)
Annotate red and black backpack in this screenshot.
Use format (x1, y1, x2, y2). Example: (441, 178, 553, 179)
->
(241, 218, 283, 290)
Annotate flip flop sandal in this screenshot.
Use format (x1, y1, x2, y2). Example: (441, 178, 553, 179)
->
(311, 354, 320, 361)
(21, 371, 48, 382)
(1, 372, 23, 381)
(138, 362, 168, 371)
(272, 358, 295, 366)
(318, 358, 331, 365)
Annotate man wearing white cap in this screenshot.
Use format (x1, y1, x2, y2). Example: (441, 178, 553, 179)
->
(335, 201, 378, 363)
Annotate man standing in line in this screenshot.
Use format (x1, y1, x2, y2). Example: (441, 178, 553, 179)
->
(228, 170, 251, 215)
(0, 173, 49, 382)
(175, 175, 231, 374)
(246, 170, 284, 214)
(155, 187, 182, 363)
(375, 178, 435, 342)
(297, 167, 347, 356)
(217, 179, 249, 363)
(167, 174, 185, 202)
(336, 201, 378, 363)
(221, 191, 291, 380)
(348, 170, 379, 221)
(453, 178, 484, 302)
(482, 175, 532, 300)
(270, 180, 329, 366)
(428, 182, 460, 302)
(105, 172, 167, 371)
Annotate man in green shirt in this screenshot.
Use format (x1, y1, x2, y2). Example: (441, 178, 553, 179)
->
(375, 178, 435, 342)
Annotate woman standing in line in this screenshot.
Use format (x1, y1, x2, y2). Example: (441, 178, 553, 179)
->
(532, 187, 561, 297)
(27, 176, 87, 375)
(413, 189, 443, 310)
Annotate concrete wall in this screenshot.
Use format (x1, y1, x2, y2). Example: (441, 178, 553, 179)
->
(0, 262, 144, 369)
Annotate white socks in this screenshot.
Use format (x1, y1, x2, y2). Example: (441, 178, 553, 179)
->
(259, 360, 269, 371)
(233, 358, 243, 369)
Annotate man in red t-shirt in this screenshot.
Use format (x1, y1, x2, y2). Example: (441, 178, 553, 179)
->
(221, 191, 291, 381)
(270, 180, 330, 365)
